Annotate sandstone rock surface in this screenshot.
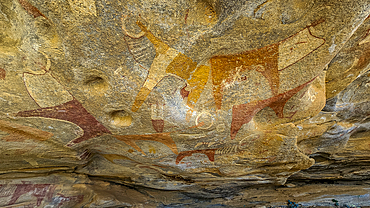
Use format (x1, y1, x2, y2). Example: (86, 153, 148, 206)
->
(1, 0, 370, 207)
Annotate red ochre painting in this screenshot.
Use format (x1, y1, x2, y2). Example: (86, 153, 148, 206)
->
(15, 98, 179, 154)
(16, 99, 112, 146)
(3, 0, 370, 206)
(125, 19, 324, 141)
(10, 0, 325, 165)
(17, 23, 324, 165)
(0, 182, 83, 208)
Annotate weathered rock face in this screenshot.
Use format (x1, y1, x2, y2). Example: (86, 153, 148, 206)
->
(1, 0, 370, 207)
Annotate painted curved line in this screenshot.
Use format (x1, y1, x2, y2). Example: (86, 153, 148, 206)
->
(22, 72, 47, 109)
(121, 14, 145, 39)
(278, 25, 326, 72)
(37, 51, 51, 72)
(195, 111, 214, 129)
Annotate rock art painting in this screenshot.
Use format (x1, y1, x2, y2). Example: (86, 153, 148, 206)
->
(17, 0, 47, 19)
(126, 20, 210, 114)
(7, 183, 54, 206)
(16, 99, 112, 146)
(1, 0, 370, 206)
(124, 18, 325, 140)
(176, 149, 217, 164)
(230, 76, 318, 140)
(114, 133, 178, 155)
(211, 24, 325, 110)
(0, 176, 90, 208)
(23, 73, 73, 108)
(0, 119, 53, 142)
